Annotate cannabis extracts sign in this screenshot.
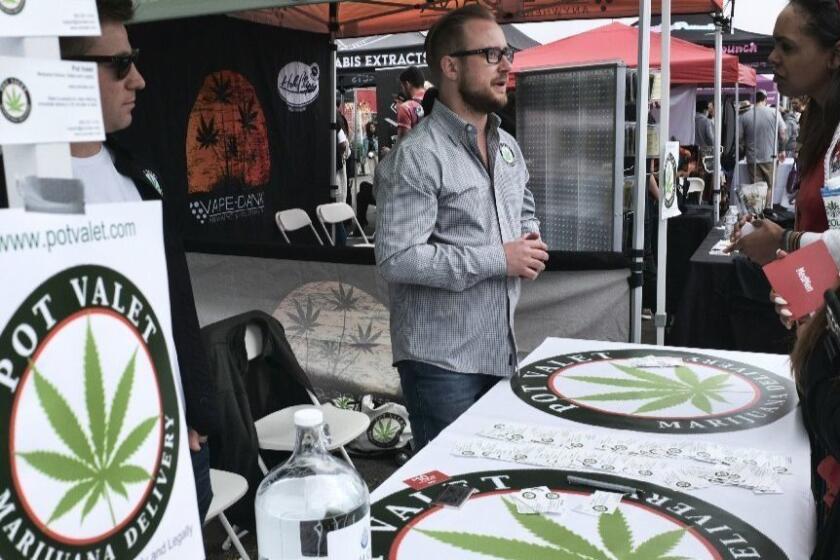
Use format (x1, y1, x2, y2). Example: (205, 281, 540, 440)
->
(0, 203, 203, 558)
(512, 349, 796, 434)
(370, 469, 787, 559)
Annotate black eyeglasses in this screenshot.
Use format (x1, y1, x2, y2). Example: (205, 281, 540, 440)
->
(71, 48, 140, 80)
(449, 46, 514, 65)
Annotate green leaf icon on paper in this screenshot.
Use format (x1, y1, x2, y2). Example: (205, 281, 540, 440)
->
(417, 499, 687, 560)
(3, 88, 25, 117)
(18, 321, 158, 526)
(568, 364, 733, 414)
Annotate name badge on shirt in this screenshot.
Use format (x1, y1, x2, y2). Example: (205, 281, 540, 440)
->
(143, 169, 163, 197)
(827, 130, 840, 182)
(823, 123, 840, 230)
(500, 143, 516, 166)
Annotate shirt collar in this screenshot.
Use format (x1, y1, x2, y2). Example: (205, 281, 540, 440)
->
(432, 99, 501, 142)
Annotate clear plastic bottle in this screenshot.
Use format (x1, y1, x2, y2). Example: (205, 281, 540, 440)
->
(724, 205, 739, 240)
(255, 408, 371, 560)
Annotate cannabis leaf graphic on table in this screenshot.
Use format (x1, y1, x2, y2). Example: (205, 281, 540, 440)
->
(18, 321, 158, 526)
(568, 363, 734, 414)
(419, 498, 688, 560)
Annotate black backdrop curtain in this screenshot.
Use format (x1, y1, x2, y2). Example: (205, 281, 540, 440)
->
(120, 16, 331, 245)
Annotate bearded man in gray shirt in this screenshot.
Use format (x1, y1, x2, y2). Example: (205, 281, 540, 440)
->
(374, 4, 549, 450)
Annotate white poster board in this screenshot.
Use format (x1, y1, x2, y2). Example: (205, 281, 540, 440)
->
(660, 140, 682, 221)
(0, 0, 99, 37)
(0, 202, 203, 559)
(0, 56, 104, 145)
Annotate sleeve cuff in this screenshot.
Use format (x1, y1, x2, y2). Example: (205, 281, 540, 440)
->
(486, 244, 508, 278)
(521, 222, 540, 236)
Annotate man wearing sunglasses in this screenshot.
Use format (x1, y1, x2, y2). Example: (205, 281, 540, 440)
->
(0, 0, 217, 531)
(375, 5, 547, 450)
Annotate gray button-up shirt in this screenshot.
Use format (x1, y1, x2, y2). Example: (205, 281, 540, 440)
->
(694, 112, 714, 149)
(740, 104, 785, 164)
(374, 100, 539, 377)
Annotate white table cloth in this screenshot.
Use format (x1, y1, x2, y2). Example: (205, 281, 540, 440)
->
(369, 338, 815, 560)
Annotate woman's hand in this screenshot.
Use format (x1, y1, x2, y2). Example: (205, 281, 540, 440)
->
(725, 218, 784, 265)
(730, 213, 756, 243)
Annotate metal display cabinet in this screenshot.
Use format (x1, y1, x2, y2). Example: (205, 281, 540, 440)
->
(516, 63, 626, 252)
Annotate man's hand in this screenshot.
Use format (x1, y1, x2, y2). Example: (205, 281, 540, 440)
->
(724, 218, 784, 265)
(504, 232, 549, 280)
(188, 428, 208, 452)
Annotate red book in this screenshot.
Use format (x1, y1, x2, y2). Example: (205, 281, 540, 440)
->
(763, 240, 840, 321)
(403, 470, 450, 491)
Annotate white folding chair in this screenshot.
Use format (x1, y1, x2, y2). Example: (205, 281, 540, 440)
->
(315, 202, 372, 247)
(275, 209, 323, 245)
(687, 177, 705, 204)
(206, 469, 251, 560)
(243, 323, 370, 475)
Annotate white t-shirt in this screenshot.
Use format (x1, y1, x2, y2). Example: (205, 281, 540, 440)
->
(71, 146, 141, 204)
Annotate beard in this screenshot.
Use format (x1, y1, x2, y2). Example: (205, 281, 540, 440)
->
(458, 75, 508, 115)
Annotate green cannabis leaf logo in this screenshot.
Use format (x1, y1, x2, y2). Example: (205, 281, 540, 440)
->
(568, 364, 734, 414)
(418, 498, 688, 560)
(18, 321, 157, 526)
(331, 395, 357, 410)
(3, 87, 25, 116)
(372, 417, 400, 444)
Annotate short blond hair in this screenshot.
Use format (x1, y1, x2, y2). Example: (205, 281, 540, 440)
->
(424, 4, 496, 83)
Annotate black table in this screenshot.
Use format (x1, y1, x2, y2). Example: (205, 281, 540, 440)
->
(666, 227, 795, 353)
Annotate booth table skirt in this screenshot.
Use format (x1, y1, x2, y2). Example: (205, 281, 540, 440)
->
(667, 227, 794, 353)
(665, 204, 715, 315)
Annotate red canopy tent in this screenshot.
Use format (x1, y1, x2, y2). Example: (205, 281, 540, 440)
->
(135, 0, 724, 38)
(510, 22, 756, 87)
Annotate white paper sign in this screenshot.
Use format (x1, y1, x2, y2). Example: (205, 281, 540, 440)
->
(0, 0, 99, 37)
(660, 140, 682, 221)
(0, 56, 104, 145)
(0, 202, 203, 559)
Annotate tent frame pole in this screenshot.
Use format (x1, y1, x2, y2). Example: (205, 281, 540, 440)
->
(330, 3, 338, 204)
(630, 0, 652, 344)
(713, 16, 723, 222)
(654, 0, 671, 345)
(734, 81, 740, 205)
(771, 101, 781, 209)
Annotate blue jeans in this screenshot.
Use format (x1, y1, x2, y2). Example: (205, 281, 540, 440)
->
(397, 361, 500, 450)
(191, 442, 213, 524)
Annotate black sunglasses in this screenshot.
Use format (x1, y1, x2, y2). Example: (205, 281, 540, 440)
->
(449, 46, 515, 65)
(71, 48, 140, 80)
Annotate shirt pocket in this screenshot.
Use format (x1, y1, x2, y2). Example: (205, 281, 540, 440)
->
(437, 182, 493, 237)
